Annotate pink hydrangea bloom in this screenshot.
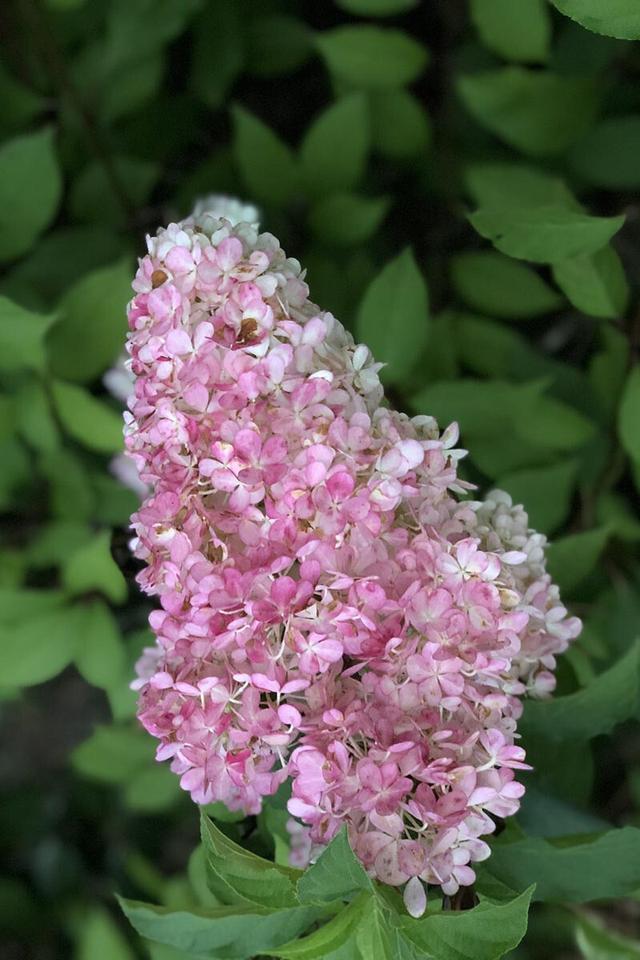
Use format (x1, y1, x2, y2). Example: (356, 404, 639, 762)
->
(124, 204, 581, 913)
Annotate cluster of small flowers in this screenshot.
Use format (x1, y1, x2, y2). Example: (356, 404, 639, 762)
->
(124, 202, 580, 916)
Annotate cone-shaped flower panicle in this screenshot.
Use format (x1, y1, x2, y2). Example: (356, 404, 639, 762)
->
(124, 201, 580, 908)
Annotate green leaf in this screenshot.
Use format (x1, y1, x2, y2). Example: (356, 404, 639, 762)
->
(575, 911, 640, 959)
(0, 226, 124, 311)
(300, 94, 370, 197)
(453, 314, 523, 379)
(356, 896, 397, 960)
(519, 787, 610, 840)
(0, 63, 44, 134)
(0, 297, 54, 372)
(72, 724, 153, 783)
(412, 379, 593, 476)
(370, 90, 430, 159)
(297, 828, 372, 905)
(498, 459, 578, 534)
(469, 206, 625, 264)
(570, 115, 640, 189)
(0, 587, 65, 623)
(335, 0, 418, 15)
(316, 27, 428, 89)
(102, 54, 163, 123)
(91, 472, 139, 526)
(546, 526, 611, 593)
(51, 380, 123, 455)
(0, 128, 62, 262)
(484, 828, 640, 902)
(308, 193, 390, 247)
(590, 325, 628, 420)
(27, 520, 92, 569)
(619, 366, 640, 466)
(201, 813, 301, 908)
(246, 16, 312, 78)
(465, 162, 576, 210)
(62, 529, 127, 604)
(104, 0, 203, 65)
(1, 604, 81, 687)
(550, 1, 640, 40)
(356, 248, 429, 385)
(42, 448, 95, 520)
(47, 259, 131, 383)
(70, 157, 159, 229)
(552, 246, 629, 319)
(74, 600, 125, 689)
(451, 252, 561, 319)
(191, 0, 244, 109)
(232, 105, 299, 206)
(471, 0, 550, 62)
(125, 764, 182, 813)
(399, 886, 534, 960)
(458, 69, 598, 156)
(269, 893, 367, 959)
(596, 491, 640, 543)
(76, 907, 135, 960)
(120, 898, 326, 959)
(521, 640, 640, 742)
(202, 803, 246, 824)
(15, 380, 59, 454)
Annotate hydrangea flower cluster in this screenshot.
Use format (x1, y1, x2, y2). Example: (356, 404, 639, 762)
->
(124, 202, 580, 916)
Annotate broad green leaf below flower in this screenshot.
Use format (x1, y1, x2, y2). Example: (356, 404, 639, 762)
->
(200, 813, 301, 909)
(119, 897, 327, 959)
(268, 892, 368, 959)
(399, 886, 534, 960)
(296, 828, 372, 905)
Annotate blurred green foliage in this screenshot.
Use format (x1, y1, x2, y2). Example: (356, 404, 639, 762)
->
(1, 0, 640, 958)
